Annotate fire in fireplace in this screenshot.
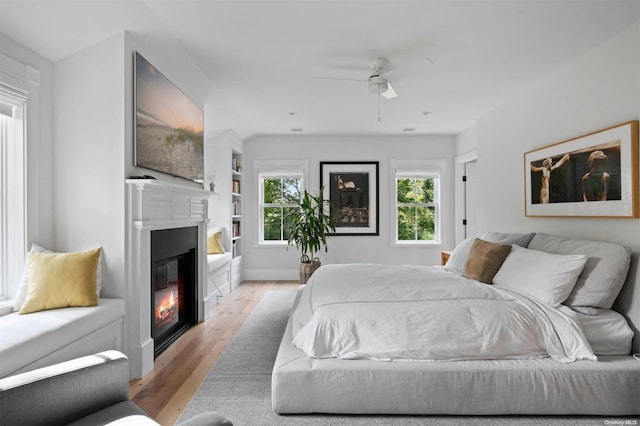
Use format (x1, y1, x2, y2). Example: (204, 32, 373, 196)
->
(151, 227, 198, 357)
(154, 258, 180, 331)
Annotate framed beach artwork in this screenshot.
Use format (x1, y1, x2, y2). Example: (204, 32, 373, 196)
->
(320, 161, 379, 235)
(524, 120, 639, 218)
(134, 52, 204, 183)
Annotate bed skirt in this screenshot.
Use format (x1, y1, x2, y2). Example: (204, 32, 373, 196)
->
(272, 298, 640, 415)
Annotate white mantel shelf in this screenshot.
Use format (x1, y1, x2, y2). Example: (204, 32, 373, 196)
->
(125, 179, 210, 379)
(127, 179, 210, 229)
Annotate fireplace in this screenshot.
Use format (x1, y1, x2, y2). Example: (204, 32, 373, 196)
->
(127, 179, 209, 378)
(151, 226, 198, 357)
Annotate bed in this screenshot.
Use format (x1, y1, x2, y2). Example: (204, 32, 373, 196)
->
(272, 232, 640, 415)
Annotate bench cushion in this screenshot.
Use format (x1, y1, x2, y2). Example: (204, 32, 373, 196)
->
(0, 298, 124, 377)
(208, 253, 232, 271)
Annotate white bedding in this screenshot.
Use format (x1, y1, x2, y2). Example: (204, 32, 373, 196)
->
(568, 307, 634, 355)
(292, 264, 596, 363)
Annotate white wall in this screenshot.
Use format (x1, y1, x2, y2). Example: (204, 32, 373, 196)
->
(243, 135, 455, 280)
(53, 33, 127, 299)
(455, 126, 477, 158)
(463, 21, 640, 348)
(474, 21, 639, 242)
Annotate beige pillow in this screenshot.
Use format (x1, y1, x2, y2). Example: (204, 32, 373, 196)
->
(19, 247, 101, 314)
(462, 238, 512, 284)
(207, 231, 225, 254)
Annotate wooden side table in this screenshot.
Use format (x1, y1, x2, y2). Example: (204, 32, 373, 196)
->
(440, 251, 452, 266)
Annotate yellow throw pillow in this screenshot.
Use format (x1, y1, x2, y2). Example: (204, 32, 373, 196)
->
(19, 247, 101, 314)
(207, 231, 225, 254)
(462, 238, 512, 284)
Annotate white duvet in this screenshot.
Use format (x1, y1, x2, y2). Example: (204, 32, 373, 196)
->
(292, 264, 596, 363)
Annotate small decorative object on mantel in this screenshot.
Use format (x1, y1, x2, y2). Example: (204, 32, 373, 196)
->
(128, 174, 156, 180)
(286, 188, 336, 284)
(206, 171, 217, 192)
(524, 120, 638, 218)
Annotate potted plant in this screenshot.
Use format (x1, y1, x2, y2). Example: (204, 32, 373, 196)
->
(286, 188, 336, 283)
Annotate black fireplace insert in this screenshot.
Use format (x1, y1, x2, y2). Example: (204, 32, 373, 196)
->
(151, 226, 198, 357)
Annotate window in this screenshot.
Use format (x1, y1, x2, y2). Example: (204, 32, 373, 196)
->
(255, 160, 308, 245)
(0, 88, 27, 300)
(260, 176, 302, 243)
(0, 53, 35, 302)
(396, 175, 438, 241)
(391, 160, 447, 245)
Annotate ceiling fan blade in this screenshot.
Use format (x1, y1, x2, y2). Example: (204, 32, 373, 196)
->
(315, 76, 367, 82)
(381, 56, 435, 76)
(382, 82, 398, 99)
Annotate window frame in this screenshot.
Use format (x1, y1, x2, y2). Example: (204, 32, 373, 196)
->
(396, 173, 440, 242)
(390, 159, 448, 247)
(0, 53, 38, 304)
(0, 87, 28, 301)
(254, 160, 309, 247)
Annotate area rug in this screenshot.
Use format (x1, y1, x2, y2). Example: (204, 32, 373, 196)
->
(178, 290, 619, 426)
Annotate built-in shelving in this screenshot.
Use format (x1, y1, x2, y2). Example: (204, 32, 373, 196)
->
(205, 133, 243, 290)
(231, 150, 242, 263)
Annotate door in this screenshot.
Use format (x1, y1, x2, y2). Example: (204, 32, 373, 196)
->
(464, 161, 477, 239)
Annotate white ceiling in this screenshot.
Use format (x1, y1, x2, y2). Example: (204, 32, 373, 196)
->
(1, 0, 639, 137)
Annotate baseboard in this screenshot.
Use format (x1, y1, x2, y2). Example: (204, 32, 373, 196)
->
(244, 269, 298, 281)
(130, 337, 154, 379)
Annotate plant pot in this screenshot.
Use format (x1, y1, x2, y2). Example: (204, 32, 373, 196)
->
(299, 258, 321, 284)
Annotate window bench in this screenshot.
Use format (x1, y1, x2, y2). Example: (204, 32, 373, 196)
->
(0, 298, 124, 378)
(205, 253, 232, 317)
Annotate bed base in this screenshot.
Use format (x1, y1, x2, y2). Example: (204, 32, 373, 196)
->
(272, 306, 640, 415)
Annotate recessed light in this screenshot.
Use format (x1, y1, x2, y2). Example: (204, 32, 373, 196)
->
(402, 128, 416, 132)
(291, 128, 303, 132)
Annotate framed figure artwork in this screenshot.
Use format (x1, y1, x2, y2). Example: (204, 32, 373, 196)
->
(320, 161, 379, 235)
(524, 120, 638, 218)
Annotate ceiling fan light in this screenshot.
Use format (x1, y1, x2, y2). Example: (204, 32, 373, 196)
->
(368, 82, 388, 94)
(368, 75, 388, 94)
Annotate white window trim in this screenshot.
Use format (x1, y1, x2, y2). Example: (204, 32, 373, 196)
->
(0, 53, 37, 305)
(390, 159, 449, 247)
(0, 87, 27, 302)
(254, 160, 309, 247)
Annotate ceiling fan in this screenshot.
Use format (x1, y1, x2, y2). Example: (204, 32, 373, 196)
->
(317, 56, 433, 121)
(318, 57, 399, 99)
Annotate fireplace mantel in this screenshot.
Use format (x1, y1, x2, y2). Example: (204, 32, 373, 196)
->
(126, 179, 209, 378)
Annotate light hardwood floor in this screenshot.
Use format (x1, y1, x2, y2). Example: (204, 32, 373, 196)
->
(129, 280, 299, 425)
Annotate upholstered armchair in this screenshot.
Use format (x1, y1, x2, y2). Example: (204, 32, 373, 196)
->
(0, 350, 232, 425)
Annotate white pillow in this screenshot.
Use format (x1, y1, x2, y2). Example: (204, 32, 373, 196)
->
(13, 243, 103, 311)
(480, 231, 535, 248)
(527, 233, 631, 310)
(571, 306, 598, 316)
(443, 238, 475, 274)
(493, 245, 587, 306)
